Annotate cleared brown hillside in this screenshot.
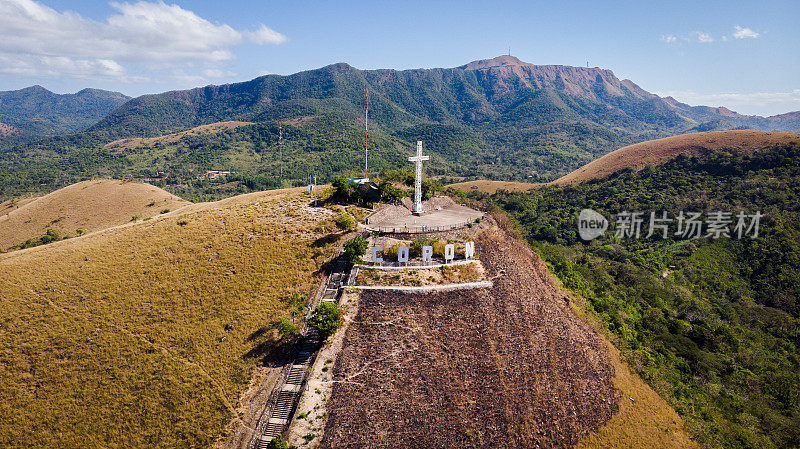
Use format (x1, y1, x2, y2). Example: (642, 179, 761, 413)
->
(0, 122, 18, 138)
(0, 187, 343, 448)
(449, 130, 800, 193)
(0, 179, 189, 251)
(104, 120, 254, 150)
(323, 225, 620, 448)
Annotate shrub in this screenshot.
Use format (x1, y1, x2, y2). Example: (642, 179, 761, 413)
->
(40, 229, 60, 244)
(308, 302, 343, 340)
(276, 318, 298, 340)
(287, 292, 306, 315)
(383, 244, 400, 260)
(265, 435, 297, 449)
(334, 213, 355, 231)
(177, 220, 188, 226)
(160, 209, 170, 214)
(343, 236, 367, 263)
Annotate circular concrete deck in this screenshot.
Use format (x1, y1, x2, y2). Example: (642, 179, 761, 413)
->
(364, 198, 483, 233)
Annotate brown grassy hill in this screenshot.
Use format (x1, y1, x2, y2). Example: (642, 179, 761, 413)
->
(554, 130, 800, 185)
(104, 120, 254, 150)
(0, 187, 344, 448)
(447, 179, 545, 194)
(449, 130, 800, 193)
(0, 179, 189, 251)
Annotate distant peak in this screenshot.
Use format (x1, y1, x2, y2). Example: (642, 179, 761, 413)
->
(22, 85, 52, 93)
(462, 55, 530, 70)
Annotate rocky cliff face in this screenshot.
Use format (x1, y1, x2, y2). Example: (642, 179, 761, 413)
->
(461, 55, 651, 100)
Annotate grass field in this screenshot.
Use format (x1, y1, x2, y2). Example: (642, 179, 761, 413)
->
(0, 179, 189, 251)
(0, 187, 342, 448)
(104, 121, 255, 151)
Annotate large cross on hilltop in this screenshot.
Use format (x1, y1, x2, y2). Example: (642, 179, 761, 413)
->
(408, 140, 429, 214)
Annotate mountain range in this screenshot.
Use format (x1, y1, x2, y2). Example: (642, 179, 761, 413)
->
(0, 85, 129, 140)
(2, 55, 800, 199)
(88, 55, 800, 138)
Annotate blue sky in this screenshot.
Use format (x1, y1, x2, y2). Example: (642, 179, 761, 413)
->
(1, 0, 798, 116)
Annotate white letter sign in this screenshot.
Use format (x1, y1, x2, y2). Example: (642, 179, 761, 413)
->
(398, 246, 409, 263)
(464, 241, 474, 260)
(422, 245, 433, 262)
(444, 244, 455, 262)
(372, 246, 383, 263)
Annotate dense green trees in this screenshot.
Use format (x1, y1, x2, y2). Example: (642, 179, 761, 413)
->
(490, 143, 800, 448)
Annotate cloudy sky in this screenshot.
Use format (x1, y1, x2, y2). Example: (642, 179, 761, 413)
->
(0, 0, 798, 116)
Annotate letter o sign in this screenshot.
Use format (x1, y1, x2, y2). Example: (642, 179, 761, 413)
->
(444, 244, 455, 262)
(398, 246, 409, 263)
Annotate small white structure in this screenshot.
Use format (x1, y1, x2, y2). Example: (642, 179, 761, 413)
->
(408, 141, 429, 215)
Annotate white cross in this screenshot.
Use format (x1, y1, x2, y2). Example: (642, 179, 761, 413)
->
(408, 141, 429, 214)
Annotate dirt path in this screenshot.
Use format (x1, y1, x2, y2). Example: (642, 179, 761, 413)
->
(321, 226, 619, 448)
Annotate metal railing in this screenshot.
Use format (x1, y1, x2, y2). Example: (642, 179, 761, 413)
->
(364, 218, 481, 234)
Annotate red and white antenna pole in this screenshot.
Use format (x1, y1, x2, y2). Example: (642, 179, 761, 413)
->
(365, 87, 369, 179)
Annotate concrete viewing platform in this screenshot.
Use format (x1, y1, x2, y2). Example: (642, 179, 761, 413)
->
(364, 196, 484, 234)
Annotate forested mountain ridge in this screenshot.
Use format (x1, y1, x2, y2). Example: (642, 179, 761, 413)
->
(3, 56, 800, 201)
(0, 85, 129, 140)
(82, 55, 800, 180)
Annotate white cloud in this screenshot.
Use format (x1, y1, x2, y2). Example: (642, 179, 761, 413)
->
(246, 24, 288, 45)
(203, 68, 237, 78)
(660, 35, 677, 43)
(0, 0, 287, 82)
(694, 32, 714, 43)
(0, 53, 127, 79)
(733, 25, 759, 39)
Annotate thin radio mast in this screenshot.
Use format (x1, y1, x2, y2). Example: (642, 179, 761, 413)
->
(278, 122, 283, 185)
(364, 87, 369, 179)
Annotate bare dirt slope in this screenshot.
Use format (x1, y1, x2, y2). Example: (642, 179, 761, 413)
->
(449, 130, 800, 193)
(323, 225, 619, 448)
(0, 179, 189, 251)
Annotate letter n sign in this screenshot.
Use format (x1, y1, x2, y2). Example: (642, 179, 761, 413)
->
(464, 241, 475, 260)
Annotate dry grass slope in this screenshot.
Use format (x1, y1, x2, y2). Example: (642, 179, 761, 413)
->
(446, 179, 545, 194)
(449, 130, 800, 193)
(575, 341, 699, 449)
(104, 121, 254, 150)
(555, 130, 800, 185)
(0, 179, 189, 251)
(0, 187, 341, 448)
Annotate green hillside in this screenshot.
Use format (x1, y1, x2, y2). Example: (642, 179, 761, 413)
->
(0, 86, 129, 140)
(487, 142, 800, 448)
